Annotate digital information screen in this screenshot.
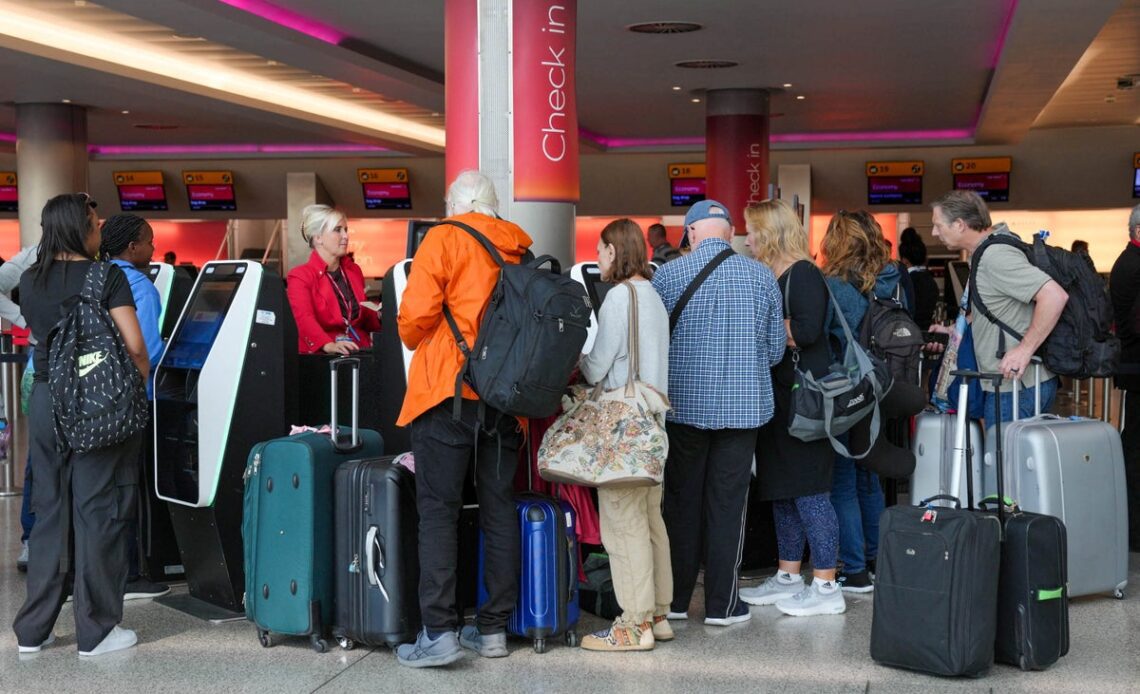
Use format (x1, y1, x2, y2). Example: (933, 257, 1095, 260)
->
(0, 172, 16, 213)
(358, 168, 412, 210)
(951, 157, 1011, 203)
(163, 278, 240, 370)
(668, 163, 707, 208)
(866, 161, 924, 205)
(1133, 153, 1140, 199)
(183, 170, 237, 212)
(114, 171, 167, 211)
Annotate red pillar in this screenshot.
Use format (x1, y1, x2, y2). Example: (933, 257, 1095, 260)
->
(705, 89, 770, 235)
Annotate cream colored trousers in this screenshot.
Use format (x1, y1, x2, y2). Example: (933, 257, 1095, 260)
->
(597, 484, 674, 625)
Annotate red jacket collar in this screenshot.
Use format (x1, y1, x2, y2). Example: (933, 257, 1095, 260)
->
(305, 249, 356, 276)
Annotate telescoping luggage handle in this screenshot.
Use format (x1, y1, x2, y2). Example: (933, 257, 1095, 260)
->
(329, 357, 362, 453)
(949, 368, 1007, 527)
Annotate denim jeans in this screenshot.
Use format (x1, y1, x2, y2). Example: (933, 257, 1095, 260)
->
(830, 454, 884, 575)
(980, 377, 1059, 423)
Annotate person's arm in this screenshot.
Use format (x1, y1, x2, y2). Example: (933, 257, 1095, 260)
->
(134, 280, 165, 366)
(579, 284, 628, 386)
(0, 294, 24, 328)
(398, 227, 449, 351)
(761, 270, 786, 364)
(998, 279, 1068, 379)
(109, 305, 149, 379)
(287, 267, 353, 354)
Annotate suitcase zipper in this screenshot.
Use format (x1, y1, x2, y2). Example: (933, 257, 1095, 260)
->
(243, 452, 261, 483)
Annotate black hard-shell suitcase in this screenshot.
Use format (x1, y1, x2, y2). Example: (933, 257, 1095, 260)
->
(332, 455, 421, 650)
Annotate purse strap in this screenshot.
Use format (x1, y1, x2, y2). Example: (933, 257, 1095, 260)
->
(624, 281, 640, 396)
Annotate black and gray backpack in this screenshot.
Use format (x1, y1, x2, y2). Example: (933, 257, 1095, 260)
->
(47, 262, 148, 452)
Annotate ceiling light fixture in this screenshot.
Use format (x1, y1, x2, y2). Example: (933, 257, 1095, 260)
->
(782, 83, 793, 88)
(675, 60, 738, 69)
(89, 142, 390, 156)
(627, 22, 702, 34)
(218, 0, 346, 45)
(672, 86, 682, 91)
(691, 98, 701, 103)
(0, 2, 444, 149)
(121, 110, 130, 114)
(796, 95, 806, 100)
(62, 99, 72, 103)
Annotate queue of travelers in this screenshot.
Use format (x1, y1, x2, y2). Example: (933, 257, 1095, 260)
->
(10, 176, 1140, 666)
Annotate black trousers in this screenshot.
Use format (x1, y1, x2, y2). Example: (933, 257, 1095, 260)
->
(662, 422, 759, 619)
(411, 400, 521, 633)
(12, 382, 141, 652)
(1123, 391, 1140, 552)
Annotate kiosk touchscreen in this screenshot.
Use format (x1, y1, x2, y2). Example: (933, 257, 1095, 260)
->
(148, 262, 195, 339)
(569, 262, 612, 354)
(154, 261, 297, 615)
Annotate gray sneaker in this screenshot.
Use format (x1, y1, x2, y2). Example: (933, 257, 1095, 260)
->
(396, 629, 464, 668)
(775, 581, 847, 617)
(459, 624, 508, 658)
(739, 573, 803, 606)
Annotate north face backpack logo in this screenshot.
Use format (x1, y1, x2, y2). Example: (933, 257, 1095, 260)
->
(76, 350, 109, 377)
(891, 326, 913, 339)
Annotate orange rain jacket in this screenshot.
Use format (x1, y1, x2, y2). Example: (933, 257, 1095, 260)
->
(395, 212, 533, 427)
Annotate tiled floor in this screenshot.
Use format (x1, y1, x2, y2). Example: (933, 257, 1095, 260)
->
(3, 494, 1140, 693)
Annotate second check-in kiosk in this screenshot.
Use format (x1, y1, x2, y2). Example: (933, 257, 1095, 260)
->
(154, 261, 297, 614)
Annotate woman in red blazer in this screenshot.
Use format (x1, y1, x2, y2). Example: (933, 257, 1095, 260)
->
(287, 204, 380, 354)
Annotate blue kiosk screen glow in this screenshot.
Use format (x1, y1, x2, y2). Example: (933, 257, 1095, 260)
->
(163, 279, 240, 370)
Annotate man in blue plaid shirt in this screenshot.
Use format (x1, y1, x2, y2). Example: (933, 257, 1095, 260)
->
(652, 199, 785, 627)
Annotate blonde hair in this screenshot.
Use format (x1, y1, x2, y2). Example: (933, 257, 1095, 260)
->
(743, 199, 810, 267)
(300, 204, 346, 249)
(820, 210, 889, 293)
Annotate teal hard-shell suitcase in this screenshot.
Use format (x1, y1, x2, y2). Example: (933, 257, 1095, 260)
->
(242, 357, 383, 652)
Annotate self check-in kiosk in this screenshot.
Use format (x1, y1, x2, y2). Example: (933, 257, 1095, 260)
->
(378, 259, 415, 453)
(569, 262, 613, 354)
(154, 261, 297, 615)
(148, 262, 195, 339)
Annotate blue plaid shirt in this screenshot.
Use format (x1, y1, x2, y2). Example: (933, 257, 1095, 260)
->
(652, 238, 785, 429)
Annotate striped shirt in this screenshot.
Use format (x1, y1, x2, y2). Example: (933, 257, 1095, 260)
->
(652, 238, 785, 429)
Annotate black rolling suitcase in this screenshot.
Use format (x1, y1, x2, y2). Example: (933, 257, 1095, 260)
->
(978, 368, 1069, 671)
(870, 373, 1001, 677)
(332, 454, 421, 650)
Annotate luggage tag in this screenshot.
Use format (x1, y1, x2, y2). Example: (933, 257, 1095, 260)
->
(921, 508, 938, 523)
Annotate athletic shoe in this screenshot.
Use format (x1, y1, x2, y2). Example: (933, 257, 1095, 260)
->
(579, 622, 654, 652)
(703, 603, 752, 627)
(775, 581, 847, 617)
(17, 633, 55, 654)
(651, 615, 674, 642)
(396, 629, 464, 668)
(739, 572, 803, 606)
(124, 578, 170, 601)
(459, 624, 508, 658)
(836, 569, 874, 593)
(665, 611, 688, 620)
(78, 626, 137, 657)
(867, 558, 877, 579)
(16, 541, 28, 573)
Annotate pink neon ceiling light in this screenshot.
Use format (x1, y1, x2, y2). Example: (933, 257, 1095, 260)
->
(88, 143, 388, 155)
(217, 0, 346, 44)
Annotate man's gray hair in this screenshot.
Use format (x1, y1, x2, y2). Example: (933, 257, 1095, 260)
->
(932, 190, 991, 232)
(1129, 203, 1140, 231)
(446, 170, 499, 217)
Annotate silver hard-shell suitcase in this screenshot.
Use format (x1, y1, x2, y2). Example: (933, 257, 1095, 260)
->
(984, 372, 1128, 599)
(911, 412, 985, 505)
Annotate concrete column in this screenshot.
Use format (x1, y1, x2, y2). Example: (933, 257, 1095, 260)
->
(705, 89, 769, 252)
(284, 172, 333, 272)
(445, 0, 579, 267)
(15, 103, 88, 248)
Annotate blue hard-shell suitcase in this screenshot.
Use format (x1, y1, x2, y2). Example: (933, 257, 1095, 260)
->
(477, 494, 580, 653)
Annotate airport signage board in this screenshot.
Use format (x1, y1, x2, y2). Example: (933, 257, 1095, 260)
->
(952, 157, 1012, 202)
(1133, 152, 1140, 199)
(668, 163, 707, 207)
(0, 172, 16, 212)
(114, 170, 168, 211)
(358, 168, 412, 210)
(183, 170, 237, 212)
(866, 161, 924, 205)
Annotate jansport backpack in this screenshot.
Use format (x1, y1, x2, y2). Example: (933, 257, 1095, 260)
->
(859, 284, 924, 387)
(440, 220, 591, 419)
(969, 231, 1120, 379)
(48, 262, 148, 453)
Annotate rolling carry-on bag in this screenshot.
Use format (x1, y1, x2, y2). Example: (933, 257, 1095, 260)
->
(242, 357, 384, 652)
(477, 494, 580, 653)
(332, 454, 420, 650)
(986, 367, 1128, 599)
(871, 373, 1001, 677)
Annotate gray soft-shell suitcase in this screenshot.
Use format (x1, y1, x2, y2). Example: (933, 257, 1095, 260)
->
(984, 375, 1128, 599)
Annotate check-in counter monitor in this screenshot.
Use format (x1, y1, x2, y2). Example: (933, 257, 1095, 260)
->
(154, 261, 297, 614)
(569, 262, 613, 354)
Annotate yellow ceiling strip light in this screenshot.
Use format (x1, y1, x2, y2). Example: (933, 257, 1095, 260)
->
(0, 1, 445, 150)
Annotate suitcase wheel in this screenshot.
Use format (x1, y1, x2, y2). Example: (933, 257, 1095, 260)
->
(1114, 588, 1125, 600)
(310, 633, 328, 654)
(257, 629, 273, 648)
(337, 637, 355, 651)
(564, 631, 578, 648)
(533, 638, 547, 654)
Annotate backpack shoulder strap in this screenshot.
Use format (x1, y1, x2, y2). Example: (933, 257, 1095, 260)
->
(82, 261, 109, 302)
(669, 247, 734, 335)
(441, 219, 506, 267)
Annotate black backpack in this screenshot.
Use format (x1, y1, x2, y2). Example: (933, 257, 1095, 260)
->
(859, 285, 924, 387)
(48, 263, 148, 453)
(441, 221, 591, 419)
(969, 232, 1120, 379)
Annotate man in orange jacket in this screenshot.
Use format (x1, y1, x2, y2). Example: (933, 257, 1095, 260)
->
(395, 170, 532, 667)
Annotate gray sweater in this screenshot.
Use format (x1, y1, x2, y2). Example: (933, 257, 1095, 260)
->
(579, 280, 669, 395)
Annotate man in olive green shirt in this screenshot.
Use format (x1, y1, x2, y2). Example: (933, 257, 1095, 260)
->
(930, 190, 1068, 421)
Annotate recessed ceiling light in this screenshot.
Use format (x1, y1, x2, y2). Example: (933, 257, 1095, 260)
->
(676, 60, 738, 70)
(121, 110, 130, 114)
(691, 98, 701, 103)
(267, 60, 278, 66)
(796, 95, 806, 100)
(627, 22, 702, 34)
(431, 112, 440, 117)
(351, 87, 362, 93)
(61, 99, 71, 103)
(672, 86, 682, 91)
(783, 83, 793, 88)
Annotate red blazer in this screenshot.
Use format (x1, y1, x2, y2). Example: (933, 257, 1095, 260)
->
(287, 251, 380, 353)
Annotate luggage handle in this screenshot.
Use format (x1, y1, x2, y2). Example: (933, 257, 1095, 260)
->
(977, 495, 1019, 513)
(950, 369, 1007, 527)
(329, 357, 362, 453)
(364, 526, 390, 602)
(1010, 357, 1043, 423)
(918, 494, 961, 509)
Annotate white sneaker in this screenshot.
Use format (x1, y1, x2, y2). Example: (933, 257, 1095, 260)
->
(775, 582, 847, 617)
(665, 611, 689, 620)
(78, 626, 138, 657)
(703, 610, 752, 627)
(739, 573, 804, 606)
(17, 633, 55, 654)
